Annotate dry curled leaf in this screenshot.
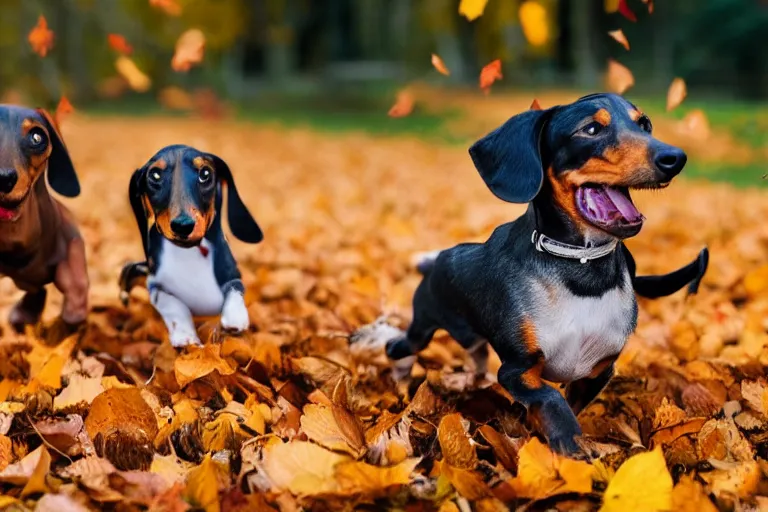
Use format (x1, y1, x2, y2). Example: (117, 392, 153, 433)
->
(508, 437, 593, 500)
(606, 59, 634, 94)
(519, 1, 549, 47)
(617, 0, 637, 21)
(149, 0, 182, 16)
(172, 29, 206, 72)
(107, 34, 133, 55)
(388, 89, 415, 118)
(458, 0, 489, 21)
(431, 54, 450, 76)
(28, 15, 54, 57)
(437, 413, 477, 469)
(174, 344, 236, 388)
(115, 56, 151, 92)
(479, 60, 502, 95)
(608, 29, 630, 51)
(666, 78, 688, 112)
(300, 403, 366, 458)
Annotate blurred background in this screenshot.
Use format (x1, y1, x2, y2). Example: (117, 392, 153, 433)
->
(0, 0, 766, 185)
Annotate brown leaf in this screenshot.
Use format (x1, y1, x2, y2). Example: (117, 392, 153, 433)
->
(300, 403, 366, 458)
(171, 29, 206, 72)
(174, 344, 236, 388)
(605, 59, 634, 94)
(479, 60, 502, 95)
(107, 34, 133, 55)
(184, 454, 221, 512)
(28, 15, 54, 57)
(608, 29, 630, 51)
(666, 78, 687, 112)
(34, 414, 85, 456)
(431, 54, 450, 76)
(437, 413, 477, 469)
(388, 89, 415, 118)
(477, 425, 519, 472)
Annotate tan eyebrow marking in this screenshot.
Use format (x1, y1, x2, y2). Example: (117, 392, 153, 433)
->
(593, 108, 611, 126)
(192, 156, 213, 169)
(21, 118, 46, 136)
(149, 159, 167, 171)
(628, 109, 643, 122)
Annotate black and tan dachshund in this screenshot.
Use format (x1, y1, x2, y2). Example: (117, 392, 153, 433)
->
(384, 93, 709, 456)
(119, 145, 262, 347)
(0, 105, 87, 332)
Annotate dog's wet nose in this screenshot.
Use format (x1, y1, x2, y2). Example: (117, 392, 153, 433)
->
(654, 146, 687, 178)
(170, 215, 196, 238)
(0, 169, 18, 194)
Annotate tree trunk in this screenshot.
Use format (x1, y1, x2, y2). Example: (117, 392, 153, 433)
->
(571, 0, 599, 90)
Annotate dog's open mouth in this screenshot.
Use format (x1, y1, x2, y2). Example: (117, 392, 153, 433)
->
(576, 185, 644, 233)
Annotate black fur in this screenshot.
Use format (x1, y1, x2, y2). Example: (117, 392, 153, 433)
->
(386, 93, 709, 457)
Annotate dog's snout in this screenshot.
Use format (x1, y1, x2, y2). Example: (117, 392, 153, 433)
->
(0, 169, 18, 194)
(170, 215, 196, 238)
(653, 146, 687, 177)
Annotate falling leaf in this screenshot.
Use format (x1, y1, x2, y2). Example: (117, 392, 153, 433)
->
(605, 59, 634, 94)
(479, 59, 503, 95)
(388, 89, 414, 118)
(643, 0, 655, 14)
(174, 344, 236, 388)
(509, 437, 594, 500)
(459, 0, 489, 21)
(185, 454, 221, 512)
(115, 56, 151, 92)
(608, 29, 630, 50)
(677, 109, 711, 140)
(600, 447, 672, 512)
(431, 54, 450, 76)
(618, 0, 637, 21)
(171, 29, 206, 72)
(107, 34, 133, 55)
(149, 0, 182, 16)
(666, 78, 688, 112)
(54, 96, 74, 126)
(28, 15, 54, 57)
(519, 1, 549, 46)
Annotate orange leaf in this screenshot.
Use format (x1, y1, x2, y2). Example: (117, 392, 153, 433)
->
(618, 0, 637, 21)
(479, 59, 502, 95)
(437, 413, 477, 469)
(388, 89, 414, 118)
(28, 15, 54, 57)
(171, 29, 206, 72)
(608, 29, 630, 51)
(174, 344, 236, 388)
(431, 54, 450, 76)
(605, 59, 634, 94)
(666, 77, 687, 112)
(54, 96, 74, 126)
(530, 98, 543, 110)
(642, 0, 655, 14)
(107, 34, 133, 55)
(149, 0, 182, 16)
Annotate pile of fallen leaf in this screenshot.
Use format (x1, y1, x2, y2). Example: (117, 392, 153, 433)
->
(0, 110, 766, 511)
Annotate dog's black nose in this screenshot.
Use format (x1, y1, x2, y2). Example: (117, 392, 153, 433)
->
(654, 146, 687, 177)
(170, 215, 196, 238)
(0, 169, 18, 194)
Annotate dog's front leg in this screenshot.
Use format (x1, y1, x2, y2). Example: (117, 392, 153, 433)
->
(498, 358, 582, 456)
(54, 235, 89, 325)
(151, 288, 201, 347)
(220, 280, 249, 333)
(565, 359, 615, 416)
(9, 288, 47, 332)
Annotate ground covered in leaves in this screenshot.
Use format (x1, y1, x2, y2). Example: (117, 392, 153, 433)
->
(1, 112, 768, 511)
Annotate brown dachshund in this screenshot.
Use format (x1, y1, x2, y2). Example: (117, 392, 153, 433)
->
(0, 105, 88, 332)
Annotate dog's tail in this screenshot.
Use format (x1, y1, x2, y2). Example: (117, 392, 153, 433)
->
(119, 261, 149, 306)
(411, 250, 441, 275)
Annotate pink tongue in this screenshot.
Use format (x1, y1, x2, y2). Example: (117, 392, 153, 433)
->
(0, 207, 15, 221)
(604, 187, 642, 221)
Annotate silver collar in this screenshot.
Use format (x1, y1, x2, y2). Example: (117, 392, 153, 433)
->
(531, 230, 618, 264)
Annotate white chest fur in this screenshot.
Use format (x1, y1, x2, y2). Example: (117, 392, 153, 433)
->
(149, 238, 224, 317)
(529, 272, 635, 383)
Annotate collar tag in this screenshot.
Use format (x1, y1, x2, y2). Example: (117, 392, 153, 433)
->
(531, 230, 617, 263)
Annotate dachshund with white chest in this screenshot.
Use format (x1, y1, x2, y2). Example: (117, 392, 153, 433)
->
(383, 93, 709, 456)
(119, 144, 262, 347)
(0, 105, 87, 333)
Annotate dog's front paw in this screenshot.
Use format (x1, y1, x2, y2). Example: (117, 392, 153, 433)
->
(221, 291, 249, 332)
(169, 324, 202, 348)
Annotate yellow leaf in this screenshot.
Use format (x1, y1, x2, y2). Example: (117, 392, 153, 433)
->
(21, 446, 51, 497)
(0, 496, 20, 508)
(671, 475, 718, 512)
(150, 454, 193, 486)
(666, 77, 687, 112)
(101, 376, 134, 391)
(519, 2, 549, 47)
(184, 454, 220, 512)
(115, 56, 151, 93)
(604, 0, 620, 12)
(27, 335, 77, 380)
(459, 0, 489, 21)
(262, 441, 349, 495)
(0, 380, 20, 402)
(334, 457, 420, 496)
(300, 403, 366, 458)
(35, 354, 66, 390)
(174, 344, 236, 388)
(600, 447, 672, 512)
(54, 374, 105, 410)
(509, 437, 593, 500)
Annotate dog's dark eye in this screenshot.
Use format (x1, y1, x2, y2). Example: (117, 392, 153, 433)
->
(580, 122, 603, 137)
(27, 128, 47, 150)
(198, 167, 212, 184)
(638, 115, 652, 133)
(148, 170, 162, 183)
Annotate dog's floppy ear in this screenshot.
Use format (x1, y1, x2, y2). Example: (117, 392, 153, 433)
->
(208, 154, 263, 244)
(129, 167, 150, 257)
(468, 108, 552, 203)
(36, 109, 81, 198)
